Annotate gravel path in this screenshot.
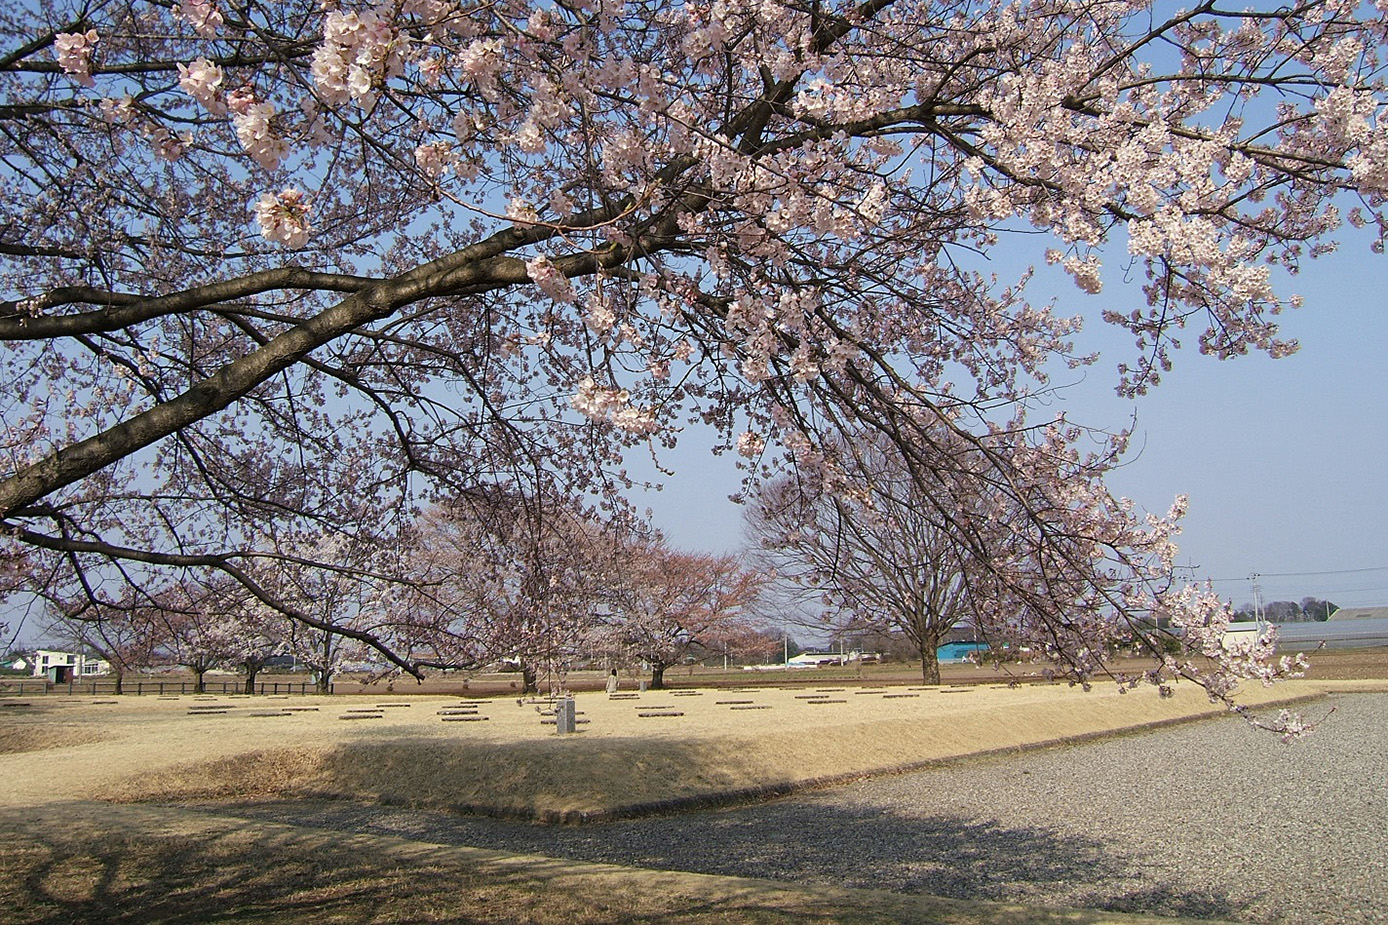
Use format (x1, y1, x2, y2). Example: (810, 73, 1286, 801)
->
(207, 692, 1388, 924)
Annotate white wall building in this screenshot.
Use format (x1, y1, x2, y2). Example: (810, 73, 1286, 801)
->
(31, 650, 110, 680)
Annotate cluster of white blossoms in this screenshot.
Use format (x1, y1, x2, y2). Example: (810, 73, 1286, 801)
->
(311, 8, 408, 107)
(413, 141, 457, 179)
(97, 95, 135, 125)
(736, 431, 766, 458)
(176, 57, 224, 113)
(53, 30, 98, 87)
(253, 189, 312, 248)
(147, 126, 190, 162)
(226, 88, 287, 170)
(177, 58, 225, 114)
(569, 377, 655, 434)
(583, 291, 617, 334)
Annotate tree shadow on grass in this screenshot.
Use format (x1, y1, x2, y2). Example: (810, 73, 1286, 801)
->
(0, 803, 898, 925)
(96, 731, 1250, 922)
(0, 801, 1211, 925)
(205, 793, 1250, 923)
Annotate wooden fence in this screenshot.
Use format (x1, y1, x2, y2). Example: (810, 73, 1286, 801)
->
(0, 678, 326, 696)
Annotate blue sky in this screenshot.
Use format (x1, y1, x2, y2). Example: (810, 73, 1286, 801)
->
(632, 232, 1388, 613)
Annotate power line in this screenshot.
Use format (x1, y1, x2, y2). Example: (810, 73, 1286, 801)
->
(1201, 565, 1388, 583)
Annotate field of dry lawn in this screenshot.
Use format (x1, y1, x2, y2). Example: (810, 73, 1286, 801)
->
(2, 671, 1382, 924)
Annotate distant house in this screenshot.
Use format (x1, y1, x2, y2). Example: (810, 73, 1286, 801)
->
(4, 656, 27, 672)
(31, 650, 111, 682)
(1220, 623, 1267, 651)
(1326, 606, 1388, 622)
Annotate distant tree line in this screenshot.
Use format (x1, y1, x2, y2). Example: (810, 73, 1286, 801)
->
(1233, 598, 1339, 623)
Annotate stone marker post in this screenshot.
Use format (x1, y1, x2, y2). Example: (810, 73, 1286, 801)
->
(555, 696, 577, 734)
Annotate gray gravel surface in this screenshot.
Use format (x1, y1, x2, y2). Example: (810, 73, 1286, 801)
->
(206, 692, 1387, 924)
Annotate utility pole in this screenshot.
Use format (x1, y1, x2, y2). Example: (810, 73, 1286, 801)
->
(1249, 573, 1264, 635)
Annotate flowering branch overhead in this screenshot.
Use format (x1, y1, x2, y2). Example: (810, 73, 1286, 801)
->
(0, 0, 1380, 709)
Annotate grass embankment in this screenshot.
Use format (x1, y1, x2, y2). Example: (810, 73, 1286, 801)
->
(81, 680, 1351, 821)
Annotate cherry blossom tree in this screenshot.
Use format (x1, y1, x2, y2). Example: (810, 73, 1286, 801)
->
(264, 530, 399, 692)
(156, 574, 290, 693)
(397, 498, 533, 678)
(721, 624, 788, 668)
(0, 0, 1383, 719)
(221, 601, 287, 694)
(750, 433, 971, 685)
(602, 539, 764, 689)
(44, 592, 164, 694)
(407, 491, 622, 693)
(284, 620, 361, 694)
(159, 606, 230, 694)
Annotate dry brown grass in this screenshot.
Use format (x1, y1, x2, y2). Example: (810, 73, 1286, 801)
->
(0, 724, 109, 755)
(4, 678, 1356, 924)
(0, 712, 114, 755)
(70, 678, 1366, 821)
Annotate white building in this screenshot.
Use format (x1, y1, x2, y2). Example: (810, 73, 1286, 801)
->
(31, 650, 110, 680)
(785, 650, 858, 668)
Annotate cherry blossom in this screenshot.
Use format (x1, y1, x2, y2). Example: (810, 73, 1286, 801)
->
(253, 189, 313, 247)
(311, 8, 408, 108)
(177, 58, 226, 115)
(229, 93, 288, 170)
(525, 255, 577, 304)
(178, 0, 224, 38)
(52, 30, 98, 87)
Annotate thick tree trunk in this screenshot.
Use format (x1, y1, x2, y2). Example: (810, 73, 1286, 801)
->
(317, 632, 335, 694)
(650, 663, 667, 690)
(521, 662, 538, 695)
(919, 636, 941, 686)
(193, 667, 206, 694)
(112, 670, 124, 695)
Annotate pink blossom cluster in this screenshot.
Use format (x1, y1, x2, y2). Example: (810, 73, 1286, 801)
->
(413, 142, 457, 179)
(97, 95, 136, 125)
(459, 38, 505, 97)
(311, 8, 408, 107)
(253, 188, 312, 248)
(148, 126, 189, 162)
(53, 30, 98, 87)
(178, 0, 223, 38)
(736, 431, 766, 458)
(583, 291, 616, 333)
(227, 88, 287, 170)
(177, 58, 226, 115)
(525, 255, 576, 303)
